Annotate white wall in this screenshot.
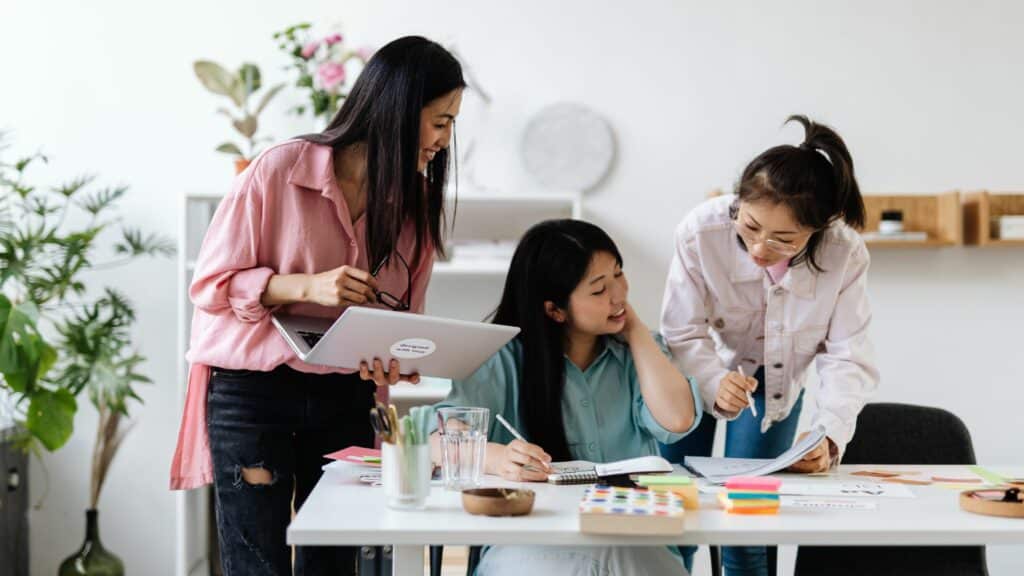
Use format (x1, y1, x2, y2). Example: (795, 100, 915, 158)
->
(3, 1, 1022, 574)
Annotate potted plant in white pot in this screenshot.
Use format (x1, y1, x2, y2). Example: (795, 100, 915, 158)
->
(0, 134, 173, 575)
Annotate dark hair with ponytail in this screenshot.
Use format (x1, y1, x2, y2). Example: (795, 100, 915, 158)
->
(490, 219, 623, 462)
(731, 115, 865, 272)
(299, 36, 465, 269)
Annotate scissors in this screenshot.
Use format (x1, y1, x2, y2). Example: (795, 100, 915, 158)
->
(370, 404, 393, 443)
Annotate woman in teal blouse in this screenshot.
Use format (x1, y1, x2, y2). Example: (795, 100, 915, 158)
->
(430, 219, 703, 575)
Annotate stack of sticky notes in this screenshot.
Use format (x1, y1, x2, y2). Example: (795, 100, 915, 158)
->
(579, 485, 685, 535)
(718, 477, 781, 515)
(636, 475, 699, 510)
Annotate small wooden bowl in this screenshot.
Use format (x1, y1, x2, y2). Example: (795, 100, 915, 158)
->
(461, 488, 535, 517)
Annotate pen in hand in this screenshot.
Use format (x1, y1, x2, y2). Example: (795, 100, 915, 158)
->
(495, 413, 550, 472)
(739, 365, 757, 418)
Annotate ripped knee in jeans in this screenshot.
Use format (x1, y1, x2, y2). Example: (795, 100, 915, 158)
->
(233, 462, 276, 488)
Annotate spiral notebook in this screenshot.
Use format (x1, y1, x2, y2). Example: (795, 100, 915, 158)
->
(547, 455, 674, 485)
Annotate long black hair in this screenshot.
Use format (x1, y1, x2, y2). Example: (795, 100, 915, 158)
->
(731, 115, 865, 272)
(491, 219, 623, 462)
(300, 36, 465, 269)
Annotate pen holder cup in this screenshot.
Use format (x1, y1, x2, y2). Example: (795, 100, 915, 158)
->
(382, 442, 431, 510)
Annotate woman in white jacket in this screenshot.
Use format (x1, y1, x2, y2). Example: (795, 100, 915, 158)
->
(660, 116, 879, 576)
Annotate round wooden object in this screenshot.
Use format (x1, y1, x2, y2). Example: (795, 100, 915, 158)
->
(959, 488, 1024, 518)
(462, 488, 535, 517)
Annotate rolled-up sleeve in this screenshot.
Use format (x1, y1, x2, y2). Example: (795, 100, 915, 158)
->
(189, 167, 277, 323)
(811, 241, 879, 460)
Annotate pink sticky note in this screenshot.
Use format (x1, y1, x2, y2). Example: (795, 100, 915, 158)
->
(725, 476, 782, 491)
(324, 446, 382, 466)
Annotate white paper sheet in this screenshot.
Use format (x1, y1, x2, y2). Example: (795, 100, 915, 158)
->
(684, 425, 827, 483)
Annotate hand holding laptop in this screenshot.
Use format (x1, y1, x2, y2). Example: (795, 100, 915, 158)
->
(359, 358, 420, 387)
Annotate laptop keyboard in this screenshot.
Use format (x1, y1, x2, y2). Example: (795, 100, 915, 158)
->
(297, 330, 324, 349)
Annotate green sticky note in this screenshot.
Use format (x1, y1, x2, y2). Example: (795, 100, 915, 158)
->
(636, 475, 693, 486)
(969, 465, 1005, 485)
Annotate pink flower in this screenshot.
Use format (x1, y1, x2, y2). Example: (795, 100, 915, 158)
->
(324, 33, 343, 46)
(356, 45, 374, 61)
(301, 40, 321, 59)
(317, 62, 346, 90)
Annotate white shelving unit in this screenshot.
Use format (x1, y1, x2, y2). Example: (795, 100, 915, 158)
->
(175, 189, 581, 575)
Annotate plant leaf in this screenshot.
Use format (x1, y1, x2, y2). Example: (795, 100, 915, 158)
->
(193, 60, 237, 98)
(255, 83, 285, 116)
(26, 387, 76, 451)
(232, 116, 258, 139)
(215, 142, 244, 156)
(237, 63, 262, 96)
(114, 227, 176, 257)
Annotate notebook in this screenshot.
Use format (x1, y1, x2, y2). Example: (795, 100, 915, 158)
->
(547, 455, 673, 485)
(579, 484, 686, 535)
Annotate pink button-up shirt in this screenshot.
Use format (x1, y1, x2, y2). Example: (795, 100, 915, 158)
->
(660, 195, 879, 459)
(170, 140, 434, 490)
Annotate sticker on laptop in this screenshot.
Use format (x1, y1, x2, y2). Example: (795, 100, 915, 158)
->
(390, 338, 436, 359)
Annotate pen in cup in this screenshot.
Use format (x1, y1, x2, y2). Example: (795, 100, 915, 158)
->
(739, 365, 757, 418)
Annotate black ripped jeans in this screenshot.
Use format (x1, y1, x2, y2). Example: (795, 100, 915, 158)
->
(207, 365, 375, 576)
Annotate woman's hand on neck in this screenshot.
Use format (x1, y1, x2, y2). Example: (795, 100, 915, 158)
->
(333, 143, 369, 223)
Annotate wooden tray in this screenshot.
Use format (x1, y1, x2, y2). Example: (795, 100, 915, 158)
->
(960, 488, 1024, 518)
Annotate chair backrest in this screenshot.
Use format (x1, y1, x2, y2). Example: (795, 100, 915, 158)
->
(841, 402, 976, 465)
(794, 402, 988, 576)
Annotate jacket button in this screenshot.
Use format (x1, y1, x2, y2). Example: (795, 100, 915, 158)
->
(773, 393, 783, 400)
(581, 399, 590, 408)
(773, 363, 783, 369)
(773, 288, 784, 296)
(714, 318, 725, 329)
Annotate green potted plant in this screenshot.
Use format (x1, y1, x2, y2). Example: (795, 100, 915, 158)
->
(193, 60, 284, 173)
(273, 23, 371, 126)
(0, 133, 173, 575)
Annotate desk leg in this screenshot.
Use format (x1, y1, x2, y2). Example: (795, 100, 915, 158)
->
(392, 544, 423, 576)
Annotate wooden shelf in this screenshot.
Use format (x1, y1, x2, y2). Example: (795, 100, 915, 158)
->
(862, 238, 957, 248)
(963, 191, 1024, 246)
(861, 192, 962, 248)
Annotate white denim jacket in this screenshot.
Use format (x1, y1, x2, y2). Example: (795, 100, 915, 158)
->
(660, 195, 879, 458)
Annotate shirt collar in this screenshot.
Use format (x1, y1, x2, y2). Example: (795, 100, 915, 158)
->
(564, 336, 627, 371)
(286, 140, 335, 192)
(731, 232, 817, 299)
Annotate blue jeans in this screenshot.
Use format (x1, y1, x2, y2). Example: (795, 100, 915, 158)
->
(660, 367, 805, 576)
(207, 365, 376, 576)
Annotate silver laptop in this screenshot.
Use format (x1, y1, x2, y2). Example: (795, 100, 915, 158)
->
(271, 307, 519, 380)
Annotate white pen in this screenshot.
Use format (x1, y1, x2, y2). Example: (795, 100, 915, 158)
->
(496, 413, 551, 472)
(739, 365, 758, 418)
(495, 413, 527, 443)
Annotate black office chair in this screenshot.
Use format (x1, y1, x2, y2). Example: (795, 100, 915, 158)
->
(793, 402, 989, 576)
(430, 545, 481, 576)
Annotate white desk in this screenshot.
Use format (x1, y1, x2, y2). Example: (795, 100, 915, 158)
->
(288, 464, 1024, 575)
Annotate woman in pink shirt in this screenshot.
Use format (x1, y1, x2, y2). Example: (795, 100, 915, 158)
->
(660, 116, 879, 576)
(170, 36, 464, 576)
